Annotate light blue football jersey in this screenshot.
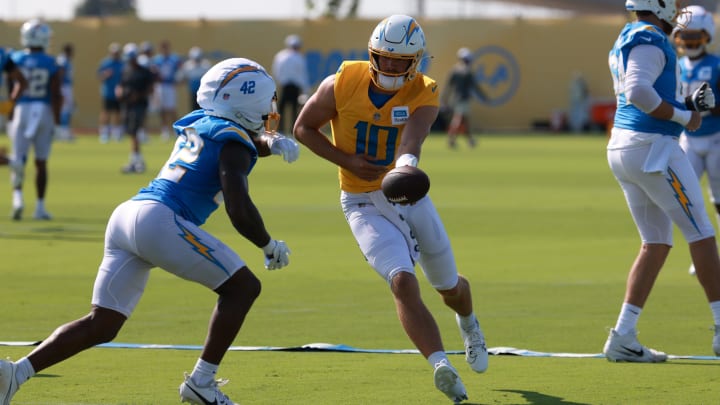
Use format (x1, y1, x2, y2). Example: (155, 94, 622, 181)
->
(132, 110, 259, 225)
(679, 54, 720, 137)
(152, 53, 182, 84)
(56, 53, 73, 86)
(97, 57, 124, 100)
(609, 21, 685, 136)
(11, 49, 59, 104)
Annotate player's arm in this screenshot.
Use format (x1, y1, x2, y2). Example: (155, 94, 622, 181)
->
(219, 141, 272, 248)
(49, 69, 63, 125)
(295, 75, 386, 180)
(625, 44, 701, 131)
(4, 58, 27, 102)
(395, 105, 439, 165)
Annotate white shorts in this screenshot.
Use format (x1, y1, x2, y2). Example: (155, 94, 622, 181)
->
(8, 102, 55, 162)
(156, 83, 177, 111)
(608, 131, 715, 245)
(679, 132, 720, 204)
(341, 190, 459, 290)
(92, 200, 245, 317)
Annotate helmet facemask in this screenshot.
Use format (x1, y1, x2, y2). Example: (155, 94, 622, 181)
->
(676, 29, 710, 58)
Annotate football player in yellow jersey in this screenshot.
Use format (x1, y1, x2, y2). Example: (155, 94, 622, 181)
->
(295, 14, 487, 404)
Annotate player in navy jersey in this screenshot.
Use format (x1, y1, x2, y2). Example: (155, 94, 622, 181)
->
(674, 5, 720, 276)
(0, 58, 300, 405)
(604, 0, 720, 362)
(8, 19, 62, 221)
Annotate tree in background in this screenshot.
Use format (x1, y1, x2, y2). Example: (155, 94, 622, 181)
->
(305, 0, 360, 18)
(75, 0, 137, 17)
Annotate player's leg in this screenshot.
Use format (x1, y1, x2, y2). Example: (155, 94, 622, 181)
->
(32, 113, 55, 220)
(7, 106, 31, 220)
(129, 200, 255, 404)
(406, 196, 488, 373)
(341, 191, 467, 402)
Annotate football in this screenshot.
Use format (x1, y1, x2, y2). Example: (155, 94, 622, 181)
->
(381, 165, 430, 205)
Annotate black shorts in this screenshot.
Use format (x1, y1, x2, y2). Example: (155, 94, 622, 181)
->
(103, 98, 121, 111)
(123, 103, 148, 135)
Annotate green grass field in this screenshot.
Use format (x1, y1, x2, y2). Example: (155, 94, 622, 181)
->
(1, 133, 719, 404)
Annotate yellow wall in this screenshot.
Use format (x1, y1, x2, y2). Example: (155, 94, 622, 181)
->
(0, 15, 628, 131)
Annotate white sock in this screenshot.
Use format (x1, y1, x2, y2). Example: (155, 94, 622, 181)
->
(36, 199, 45, 212)
(427, 351, 448, 369)
(458, 312, 479, 332)
(12, 189, 23, 208)
(614, 302, 642, 335)
(190, 358, 218, 387)
(15, 357, 36, 385)
(710, 301, 720, 326)
(130, 152, 143, 163)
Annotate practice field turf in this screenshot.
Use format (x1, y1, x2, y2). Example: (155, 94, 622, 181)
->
(1, 133, 719, 404)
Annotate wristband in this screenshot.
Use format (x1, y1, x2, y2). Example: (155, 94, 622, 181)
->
(395, 153, 418, 167)
(670, 108, 692, 127)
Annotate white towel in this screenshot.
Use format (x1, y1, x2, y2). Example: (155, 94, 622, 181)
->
(642, 136, 676, 175)
(368, 190, 420, 262)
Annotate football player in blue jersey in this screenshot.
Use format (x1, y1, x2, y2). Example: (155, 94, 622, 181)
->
(152, 40, 183, 142)
(604, 0, 720, 362)
(674, 5, 720, 276)
(8, 19, 62, 221)
(55, 42, 75, 142)
(97, 42, 125, 143)
(0, 58, 300, 405)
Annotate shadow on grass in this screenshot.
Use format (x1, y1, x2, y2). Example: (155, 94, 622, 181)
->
(496, 389, 590, 405)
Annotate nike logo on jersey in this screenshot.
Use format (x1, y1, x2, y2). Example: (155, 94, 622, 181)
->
(620, 345, 644, 357)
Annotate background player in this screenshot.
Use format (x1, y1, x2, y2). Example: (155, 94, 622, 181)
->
(8, 19, 62, 221)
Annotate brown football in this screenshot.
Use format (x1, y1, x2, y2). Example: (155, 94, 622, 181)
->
(381, 165, 430, 204)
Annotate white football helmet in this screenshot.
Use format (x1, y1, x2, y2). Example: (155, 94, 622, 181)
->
(675, 5, 715, 58)
(625, 0, 679, 26)
(368, 14, 426, 91)
(197, 58, 278, 132)
(20, 19, 52, 49)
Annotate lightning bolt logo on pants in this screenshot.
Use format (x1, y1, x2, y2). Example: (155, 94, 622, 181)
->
(176, 220, 227, 272)
(667, 167, 701, 233)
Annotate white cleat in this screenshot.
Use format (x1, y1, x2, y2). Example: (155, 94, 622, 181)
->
(713, 325, 720, 357)
(603, 328, 667, 363)
(179, 373, 236, 405)
(0, 359, 19, 405)
(456, 314, 488, 373)
(433, 360, 467, 404)
(689, 264, 696, 276)
(11, 206, 22, 221)
(33, 208, 52, 221)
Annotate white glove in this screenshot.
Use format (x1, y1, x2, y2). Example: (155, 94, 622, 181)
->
(267, 133, 300, 163)
(262, 239, 291, 270)
(686, 82, 716, 112)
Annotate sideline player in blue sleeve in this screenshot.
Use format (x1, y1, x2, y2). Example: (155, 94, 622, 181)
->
(674, 5, 720, 276)
(97, 43, 125, 143)
(0, 57, 301, 405)
(604, 0, 720, 362)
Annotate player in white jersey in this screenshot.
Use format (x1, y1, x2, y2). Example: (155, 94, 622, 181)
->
(604, 0, 720, 362)
(0, 58, 300, 405)
(674, 5, 720, 276)
(8, 19, 62, 221)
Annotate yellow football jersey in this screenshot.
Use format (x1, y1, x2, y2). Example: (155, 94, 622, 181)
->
(332, 61, 439, 193)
